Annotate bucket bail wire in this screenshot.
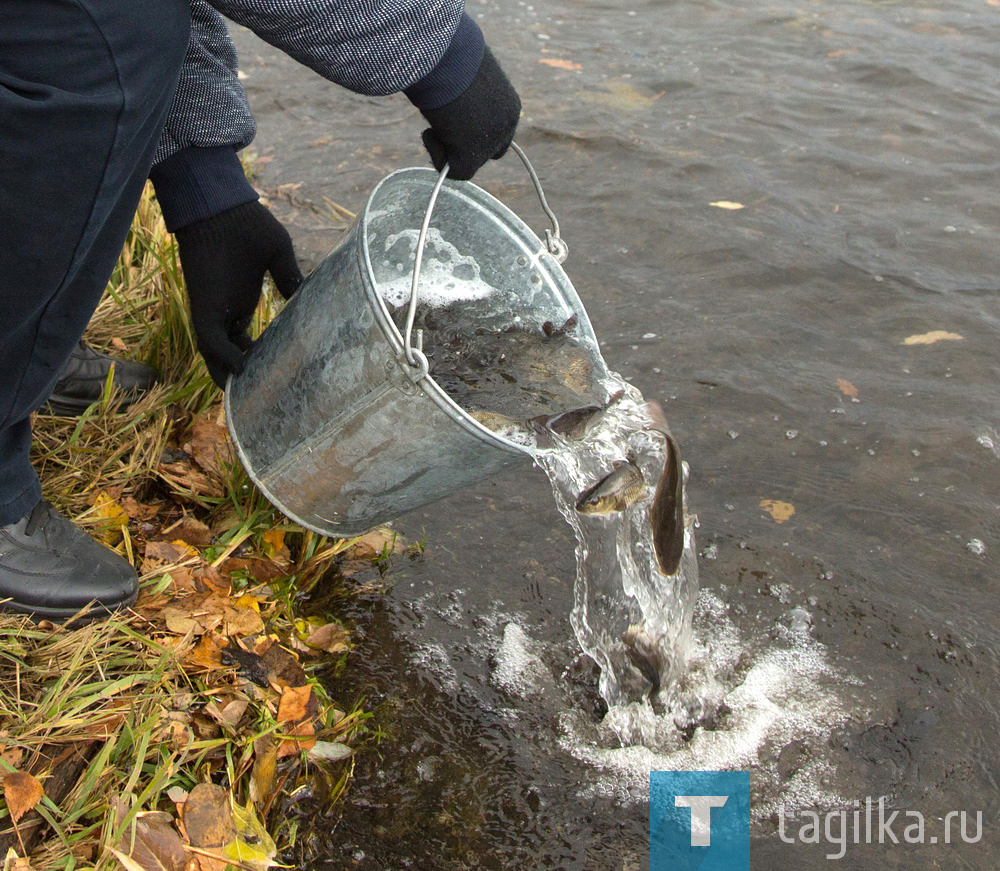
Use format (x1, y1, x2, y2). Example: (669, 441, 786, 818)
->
(401, 142, 569, 379)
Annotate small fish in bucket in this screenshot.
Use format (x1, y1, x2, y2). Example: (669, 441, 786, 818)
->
(225, 145, 614, 537)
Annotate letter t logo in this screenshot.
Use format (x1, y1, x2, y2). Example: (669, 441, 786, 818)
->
(675, 795, 729, 846)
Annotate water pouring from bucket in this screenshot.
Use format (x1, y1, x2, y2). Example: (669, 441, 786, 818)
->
(225, 147, 699, 707)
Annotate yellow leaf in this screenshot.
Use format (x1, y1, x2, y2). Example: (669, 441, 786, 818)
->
(94, 491, 129, 545)
(538, 57, 582, 70)
(902, 330, 964, 345)
(759, 499, 796, 524)
(836, 378, 859, 398)
(709, 201, 745, 210)
(261, 528, 285, 558)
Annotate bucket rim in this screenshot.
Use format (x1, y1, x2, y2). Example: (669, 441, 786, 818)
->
(358, 166, 607, 457)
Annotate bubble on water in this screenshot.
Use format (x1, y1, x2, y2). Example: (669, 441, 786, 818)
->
(642, 332, 657, 339)
(966, 539, 986, 556)
(492, 623, 554, 698)
(727, 430, 740, 439)
(978, 430, 999, 458)
(378, 228, 498, 307)
(701, 543, 718, 560)
(786, 607, 812, 633)
(785, 430, 799, 440)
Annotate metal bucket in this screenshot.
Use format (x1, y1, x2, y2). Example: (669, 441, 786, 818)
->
(225, 146, 611, 537)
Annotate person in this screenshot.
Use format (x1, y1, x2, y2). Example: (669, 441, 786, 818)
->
(0, 0, 520, 622)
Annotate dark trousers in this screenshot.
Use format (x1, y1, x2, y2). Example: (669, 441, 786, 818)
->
(0, 0, 190, 524)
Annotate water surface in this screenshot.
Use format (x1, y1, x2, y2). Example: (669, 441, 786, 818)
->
(233, 1, 1000, 866)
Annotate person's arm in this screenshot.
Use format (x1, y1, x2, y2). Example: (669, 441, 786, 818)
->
(151, 0, 519, 387)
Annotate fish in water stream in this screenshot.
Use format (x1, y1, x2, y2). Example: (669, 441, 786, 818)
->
(575, 459, 647, 514)
(622, 623, 665, 697)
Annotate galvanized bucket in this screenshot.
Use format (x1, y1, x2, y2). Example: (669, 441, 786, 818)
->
(225, 146, 611, 537)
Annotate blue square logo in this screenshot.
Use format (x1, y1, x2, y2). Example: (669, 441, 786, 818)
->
(651, 771, 752, 871)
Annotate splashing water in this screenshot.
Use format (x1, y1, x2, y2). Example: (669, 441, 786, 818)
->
(531, 376, 700, 711)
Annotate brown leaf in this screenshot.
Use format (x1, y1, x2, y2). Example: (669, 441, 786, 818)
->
(165, 517, 213, 548)
(277, 684, 313, 723)
(305, 622, 350, 654)
(538, 57, 583, 70)
(121, 497, 161, 522)
(158, 459, 224, 499)
(2, 771, 43, 824)
(836, 378, 859, 398)
(276, 719, 316, 758)
(182, 784, 236, 850)
(143, 540, 199, 574)
(183, 419, 236, 479)
(204, 699, 249, 731)
(117, 811, 187, 871)
(2, 848, 33, 871)
(260, 643, 307, 689)
(219, 556, 286, 585)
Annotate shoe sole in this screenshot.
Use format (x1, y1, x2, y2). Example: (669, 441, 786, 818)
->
(0, 588, 139, 625)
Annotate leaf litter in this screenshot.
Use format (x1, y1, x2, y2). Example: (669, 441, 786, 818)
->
(0, 183, 400, 870)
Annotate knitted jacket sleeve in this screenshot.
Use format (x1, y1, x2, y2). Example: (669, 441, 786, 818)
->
(155, 0, 476, 164)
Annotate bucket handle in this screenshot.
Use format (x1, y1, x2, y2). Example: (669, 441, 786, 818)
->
(402, 142, 568, 375)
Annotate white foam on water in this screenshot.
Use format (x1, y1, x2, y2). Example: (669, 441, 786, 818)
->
(378, 227, 498, 308)
(559, 591, 856, 815)
(492, 623, 555, 699)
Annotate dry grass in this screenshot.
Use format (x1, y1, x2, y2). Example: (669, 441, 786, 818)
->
(0, 185, 390, 870)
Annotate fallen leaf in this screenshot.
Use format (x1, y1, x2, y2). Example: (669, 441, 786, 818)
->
(184, 419, 236, 479)
(186, 634, 226, 669)
(158, 458, 224, 499)
(94, 491, 129, 545)
(1, 847, 32, 871)
(356, 528, 404, 555)
(250, 740, 278, 807)
(226, 802, 278, 871)
(759, 499, 796, 524)
(0, 746, 23, 769)
(277, 685, 312, 723)
(2, 771, 43, 824)
(276, 719, 316, 758)
(117, 811, 187, 871)
(143, 540, 200, 574)
(538, 57, 582, 70)
(166, 516, 213, 548)
(307, 741, 353, 762)
(121, 497, 161, 522)
(902, 330, 964, 345)
(260, 643, 308, 689)
(709, 201, 745, 210)
(166, 787, 189, 807)
(204, 699, 249, 731)
(836, 378, 859, 398)
(304, 622, 350, 655)
(261, 529, 285, 559)
(222, 600, 265, 637)
(183, 784, 236, 852)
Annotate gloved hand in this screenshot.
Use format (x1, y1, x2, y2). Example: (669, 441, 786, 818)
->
(175, 201, 303, 387)
(417, 47, 521, 181)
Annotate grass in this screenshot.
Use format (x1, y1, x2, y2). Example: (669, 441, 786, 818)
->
(0, 184, 392, 870)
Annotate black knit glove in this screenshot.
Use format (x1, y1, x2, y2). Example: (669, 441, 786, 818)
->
(417, 47, 521, 181)
(175, 201, 303, 388)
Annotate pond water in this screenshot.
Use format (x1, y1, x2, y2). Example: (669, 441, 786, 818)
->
(232, 0, 999, 865)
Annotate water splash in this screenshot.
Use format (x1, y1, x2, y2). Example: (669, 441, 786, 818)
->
(532, 376, 700, 711)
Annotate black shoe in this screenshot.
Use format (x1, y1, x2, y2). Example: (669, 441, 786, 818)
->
(45, 341, 159, 415)
(0, 500, 138, 622)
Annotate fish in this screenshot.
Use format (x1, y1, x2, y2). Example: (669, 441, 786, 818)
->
(644, 400, 685, 576)
(532, 404, 603, 440)
(468, 409, 524, 432)
(622, 623, 664, 697)
(575, 459, 647, 514)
